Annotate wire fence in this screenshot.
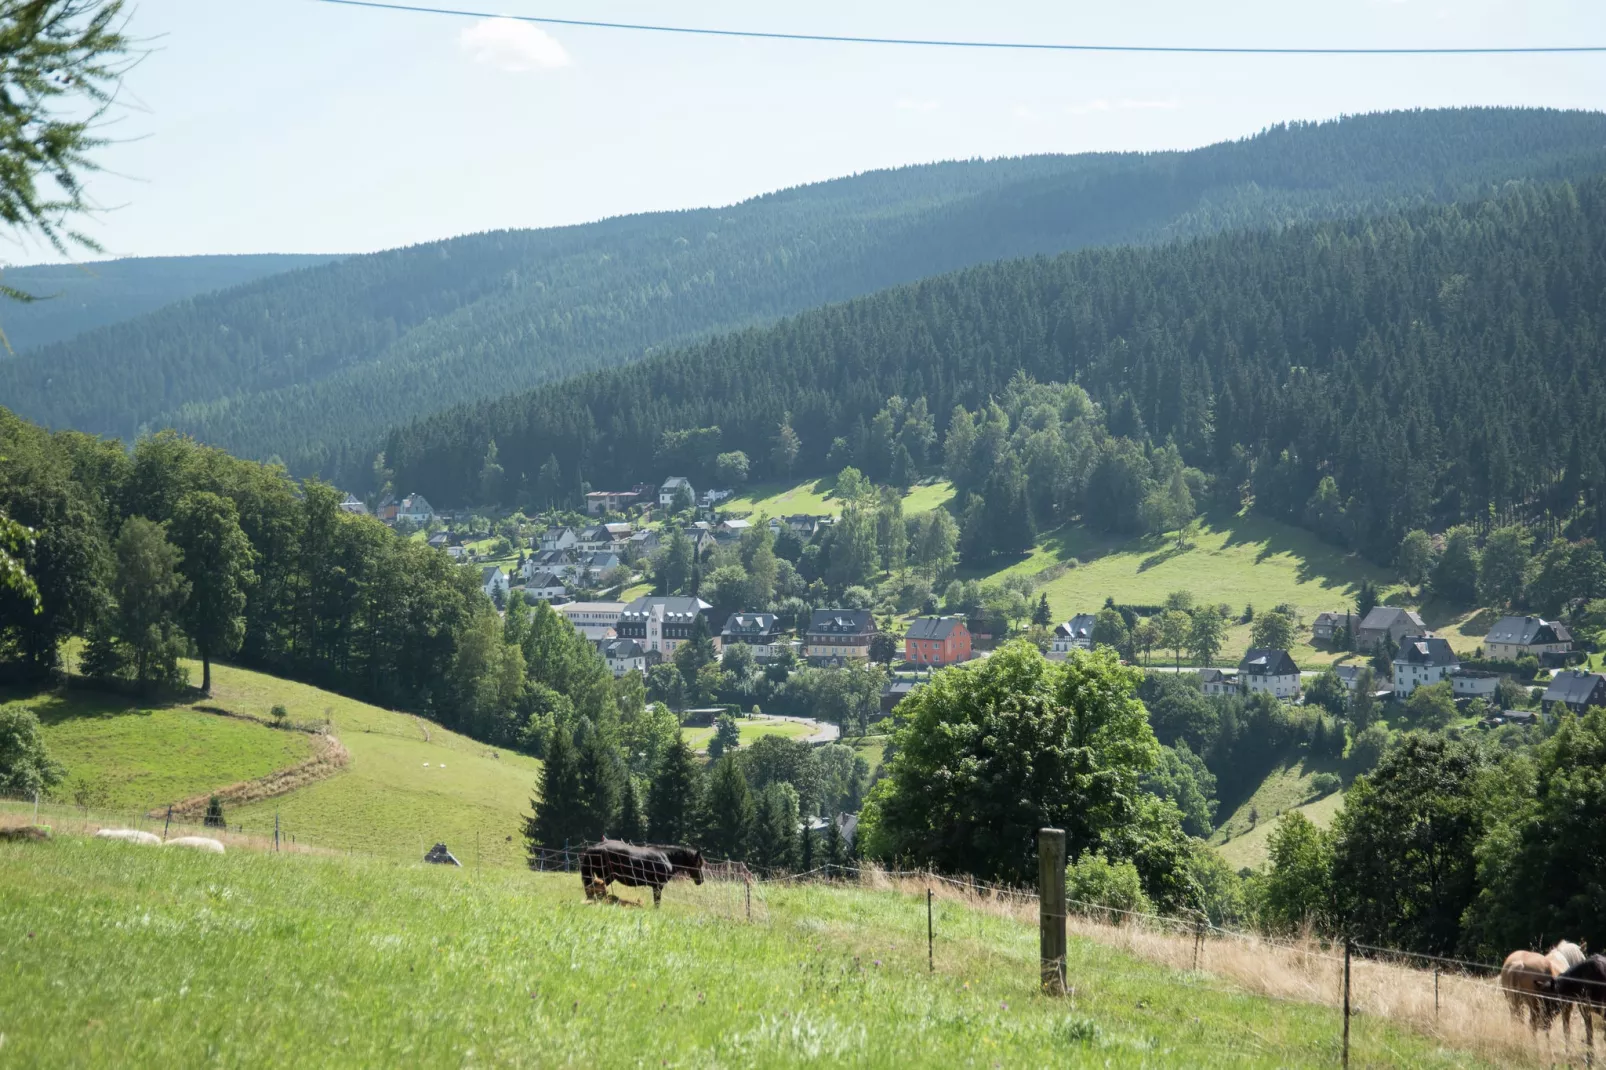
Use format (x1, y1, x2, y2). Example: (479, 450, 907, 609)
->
(2, 800, 1594, 1067)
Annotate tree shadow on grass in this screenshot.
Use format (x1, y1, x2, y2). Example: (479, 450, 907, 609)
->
(1209, 510, 1386, 593)
(5, 685, 188, 727)
(1138, 540, 1193, 573)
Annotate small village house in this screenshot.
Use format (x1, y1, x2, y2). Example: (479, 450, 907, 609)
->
(601, 638, 648, 676)
(1450, 668, 1500, 701)
(1391, 635, 1459, 698)
(538, 526, 578, 552)
(584, 490, 640, 515)
(480, 566, 510, 602)
(904, 616, 972, 667)
(396, 492, 435, 526)
(522, 571, 567, 602)
(338, 493, 368, 516)
(1311, 610, 1351, 643)
(659, 477, 695, 508)
(1047, 614, 1096, 660)
(1237, 648, 1301, 698)
(1198, 667, 1238, 696)
(1354, 606, 1426, 651)
(1483, 615, 1573, 661)
(1542, 670, 1606, 715)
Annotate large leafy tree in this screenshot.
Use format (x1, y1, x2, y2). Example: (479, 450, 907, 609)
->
(110, 515, 188, 691)
(168, 491, 255, 695)
(0, 701, 61, 796)
(861, 641, 1176, 893)
(1328, 734, 1490, 956)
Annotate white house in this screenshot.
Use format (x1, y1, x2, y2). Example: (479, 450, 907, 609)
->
(1198, 667, 1238, 696)
(446, 544, 468, 561)
(480, 566, 510, 602)
(1238, 648, 1301, 698)
(659, 477, 695, 508)
(701, 489, 734, 509)
(1391, 635, 1460, 698)
(1450, 668, 1500, 701)
(522, 571, 567, 602)
(539, 526, 578, 552)
(557, 601, 626, 642)
(720, 612, 784, 661)
(576, 525, 614, 553)
(396, 492, 435, 526)
(628, 529, 661, 555)
(1048, 614, 1097, 660)
(617, 595, 712, 656)
(602, 638, 648, 677)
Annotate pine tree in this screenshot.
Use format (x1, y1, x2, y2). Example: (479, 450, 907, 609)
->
(647, 732, 699, 845)
(576, 728, 621, 840)
(824, 817, 845, 871)
(1031, 592, 1052, 628)
(617, 775, 647, 843)
(799, 822, 815, 873)
(699, 754, 755, 860)
(524, 728, 587, 856)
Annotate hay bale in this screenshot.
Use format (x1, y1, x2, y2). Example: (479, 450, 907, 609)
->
(0, 825, 50, 842)
(165, 836, 225, 854)
(94, 828, 161, 846)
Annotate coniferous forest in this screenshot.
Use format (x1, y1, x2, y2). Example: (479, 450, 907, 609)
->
(4, 108, 1605, 488)
(389, 174, 1606, 563)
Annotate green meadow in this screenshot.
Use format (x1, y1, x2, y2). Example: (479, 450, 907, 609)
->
(0, 837, 1501, 1068)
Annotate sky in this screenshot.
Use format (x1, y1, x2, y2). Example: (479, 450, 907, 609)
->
(20, 0, 1606, 262)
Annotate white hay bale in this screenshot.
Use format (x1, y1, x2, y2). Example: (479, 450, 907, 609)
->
(165, 836, 225, 855)
(93, 828, 160, 846)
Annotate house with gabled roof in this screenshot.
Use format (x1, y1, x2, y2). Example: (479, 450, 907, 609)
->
(1484, 616, 1573, 661)
(720, 612, 784, 661)
(616, 595, 712, 656)
(1354, 606, 1426, 651)
(481, 565, 510, 602)
(396, 492, 435, 526)
(538, 526, 578, 552)
(805, 609, 876, 667)
(1391, 635, 1460, 698)
(1237, 648, 1300, 698)
(904, 616, 972, 667)
(1048, 614, 1097, 660)
(338, 493, 368, 516)
(659, 477, 695, 509)
(1542, 669, 1606, 715)
(523, 571, 567, 602)
(602, 638, 648, 677)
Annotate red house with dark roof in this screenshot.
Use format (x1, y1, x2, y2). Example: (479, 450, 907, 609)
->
(904, 616, 972, 667)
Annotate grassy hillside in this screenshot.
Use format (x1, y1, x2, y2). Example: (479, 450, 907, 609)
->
(1215, 788, 1348, 873)
(205, 664, 542, 867)
(0, 838, 1504, 1068)
(12, 662, 542, 868)
(8, 687, 314, 812)
(726, 477, 953, 519)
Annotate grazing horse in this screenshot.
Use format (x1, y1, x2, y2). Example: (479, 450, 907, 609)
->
(1543, 955, 1606, 1061)
(579, 840, 705, 907)
(1504, 950, 1565, 1032)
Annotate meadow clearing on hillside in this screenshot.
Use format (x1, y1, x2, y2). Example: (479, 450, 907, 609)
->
(201, 663, 542, 867)
(6, 687, 313, 812)
(725, 477, 953, 519)
(1214, 790, 1347, 873)
(0, 838, 1516, 1069)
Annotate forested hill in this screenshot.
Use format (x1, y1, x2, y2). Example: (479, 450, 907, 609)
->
(389, 175, 1606, 563)
(4, 107, 1605, 479)
(0, 254, 336, 352)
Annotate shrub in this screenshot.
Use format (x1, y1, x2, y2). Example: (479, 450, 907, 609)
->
(1066, 851, 1152, 920)
(1309, 772, 1342, 798)
(270, 704, 289, 726)
(204, 795, 226, 829)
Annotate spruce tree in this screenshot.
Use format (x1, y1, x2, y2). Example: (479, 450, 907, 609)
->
(824, 817, 845, 871)
(647, 732, 699, 845)
(523, 728, 587, 857)
(576, 728, 621, 841)
(204, 795, 225, 829)
(699, 754, 755, 861)
(1031, 592, 1052, 628)
(617, 775, 647, 843)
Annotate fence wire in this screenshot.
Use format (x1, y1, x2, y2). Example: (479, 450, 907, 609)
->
(3, 802, 1593, 1066)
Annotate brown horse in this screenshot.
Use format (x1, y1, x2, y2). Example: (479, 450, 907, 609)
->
(579, 840, 705, 907)
(1504, 950, 1565, 1032)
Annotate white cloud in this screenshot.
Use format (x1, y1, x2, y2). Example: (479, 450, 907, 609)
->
(894, 98, 940, 113)
(459, 17, 571, 72)
(1066, 99, 1112, 116)
(1117, 98, 1180, 111)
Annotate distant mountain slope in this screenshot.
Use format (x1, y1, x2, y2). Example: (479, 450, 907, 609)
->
(3, 107, 1604, 478)
(0, 254, 336, 352)
(387, 175, 1606, 561)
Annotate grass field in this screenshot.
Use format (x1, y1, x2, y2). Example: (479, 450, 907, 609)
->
(681, 714, 819, 752)
(1214, 789, 1347, 872)
(4, 688, 314, 812)
(0, 837, 1504, 1068)
(203, 664, 542, 867)
(725, 478, 954, 519)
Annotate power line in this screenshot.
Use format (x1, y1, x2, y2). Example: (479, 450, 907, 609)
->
(317, 0, 1606, 56)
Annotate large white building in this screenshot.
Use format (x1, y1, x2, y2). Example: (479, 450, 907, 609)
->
(557, 601, 625, 642)
(1047, 614, 1096, 660)
(1391, 635, 1460, 698)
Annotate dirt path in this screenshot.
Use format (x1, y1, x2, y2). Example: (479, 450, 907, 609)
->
(150, 731, 350, 820)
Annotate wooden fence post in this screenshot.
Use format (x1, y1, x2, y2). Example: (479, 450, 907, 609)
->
(162, 806, 172, 842)
(927, 888, 934, 972)
(1038, 828, 1067, 995)
(1342, 936, 1352, 1069)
